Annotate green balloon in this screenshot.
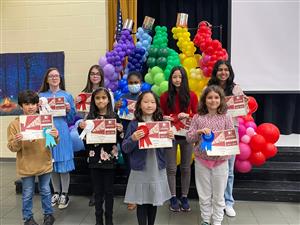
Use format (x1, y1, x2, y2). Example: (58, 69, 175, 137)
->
(144, 73, 154, 84)
(164, 69, 171, 80)
(154, 72, 165, 86)
(151, 66, 163, 76)
(148, 47, 158, 58)
(156, 57, 167, 70)
(147, 57, 156, 68)
(158, 48, 169, 58)
(159, 81, 169, 94)
(151, 84, 160, 96)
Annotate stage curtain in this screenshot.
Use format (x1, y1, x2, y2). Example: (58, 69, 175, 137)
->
(108, 0, 137, 50)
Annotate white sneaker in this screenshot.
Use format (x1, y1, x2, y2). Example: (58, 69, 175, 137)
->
(58, 194, 69, 209)
(225, 206, 236, 217)
(51, 193, 60, 206)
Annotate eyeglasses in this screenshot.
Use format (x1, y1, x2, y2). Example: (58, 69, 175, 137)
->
(48, 75, 60, 79)
(90, 72, 101, 76)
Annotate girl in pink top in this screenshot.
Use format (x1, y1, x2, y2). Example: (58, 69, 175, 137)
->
(186, 85, 233, 225)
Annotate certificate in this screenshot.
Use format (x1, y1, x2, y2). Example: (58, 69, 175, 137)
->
(225, 95, 247, 117)
(19, 114, 53, 140)
(86, 119, 116, 144)
(118, 99, 136, 120)
(206, 129, 240, 156)
(40, 97, 66, 117)
(138, 121, 173, 149)
(76, 93, 92, 113)
(171, 117, 192, 136)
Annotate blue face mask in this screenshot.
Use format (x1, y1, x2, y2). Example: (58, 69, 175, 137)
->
(128, 84, 141, 94)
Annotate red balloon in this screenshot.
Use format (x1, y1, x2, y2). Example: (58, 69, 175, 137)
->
(249, 151, 266, 166)
(243, 114, 254, 122)
(248, 96, 258, 114)
(256, 123, 280, 144)
(249, 134, 266, 152)
(262, 143, 278, 159)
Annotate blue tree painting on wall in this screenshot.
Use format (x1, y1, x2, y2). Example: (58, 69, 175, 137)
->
(0, 51, 65, 116)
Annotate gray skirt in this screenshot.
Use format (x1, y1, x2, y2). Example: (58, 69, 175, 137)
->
(124, 150, 171, 206)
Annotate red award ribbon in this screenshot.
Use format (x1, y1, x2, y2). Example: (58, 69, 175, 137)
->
(170, 114, 186, 131)
(137, 125, 152, 148)
(76, 94, 87, 110)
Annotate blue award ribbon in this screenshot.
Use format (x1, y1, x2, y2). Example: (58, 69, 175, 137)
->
(200, 132, 215, 152)
(119, 99, 129, 116)
(43, 128, 57, 149)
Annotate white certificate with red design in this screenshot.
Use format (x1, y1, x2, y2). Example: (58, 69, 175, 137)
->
(118, 99, 136, 120)
(76, 93, 92, 113)
(138, 121, 173, 149)
(40, 97, 66, 117)
(171, 117, 192, 136)
(225, 95, 247, 117)
(19, 114, 53, 140)
(206, 129, 240, 156)
(86, 119, 116, 144)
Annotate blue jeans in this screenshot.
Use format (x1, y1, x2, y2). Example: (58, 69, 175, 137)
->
(224, 155, 235, 207)
(21, 173, 53, 221)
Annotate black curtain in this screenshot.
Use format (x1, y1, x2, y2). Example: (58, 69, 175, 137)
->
(137, 0, 300, 134)
(137, 0, 230, 53)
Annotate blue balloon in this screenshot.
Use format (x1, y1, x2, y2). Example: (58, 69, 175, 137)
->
(141, 82, 152, 92)
(114, 90, 123, 101)
(121, 86, 129, 94)
(118, 79, 127, 90)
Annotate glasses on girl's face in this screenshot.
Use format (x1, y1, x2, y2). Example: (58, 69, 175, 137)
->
(90, 72, 100, 77)
(48, 75, 60, 79)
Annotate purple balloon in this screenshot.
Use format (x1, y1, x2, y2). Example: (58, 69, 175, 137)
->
(104, 78, 110, 87)
(98, 56, 107, 68)
(103, 64, 115, 77)
(108, 82, 118, 92)
(109, 72, 119, 81)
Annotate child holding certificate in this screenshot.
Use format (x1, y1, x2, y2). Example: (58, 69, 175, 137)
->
(78, 87, 124, 225)
(39, 68, 76, 210)
(122, 91, 174, 225)
(207, 60, 248, 217)
(7, 90, 58, 225)
(186, 85, 234, 225)
(160, 66, 198, 212)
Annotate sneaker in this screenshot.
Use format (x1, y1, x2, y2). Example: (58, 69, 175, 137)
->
(225, 205, 236, 217)
(51, 193, 60, 206)
(58, 193, 70, 209)
(43, 214, 55, 225)
(179, 196, 191, 212)
(200, 222, 210, 225)
(169, 196, 180, 212)
(24, 217, 39, 225)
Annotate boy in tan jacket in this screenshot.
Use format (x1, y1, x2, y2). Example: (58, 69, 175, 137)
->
(7, 90, 58, 225)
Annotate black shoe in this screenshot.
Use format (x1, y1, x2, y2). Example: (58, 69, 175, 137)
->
(105, 216, 113, 225)
(43, 214, 55, 225)
(24, 217, 39, 225)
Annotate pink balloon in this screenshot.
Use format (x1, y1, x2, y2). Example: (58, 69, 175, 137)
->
(238, 124, 247, 137)
(237, 143, 251, 160)
(238, 117, 245, 125)
(246, 127, 256, 137)
(235, 159, 252, 173)
(241, 134, 251, 144)
(245, 121, 257, 130)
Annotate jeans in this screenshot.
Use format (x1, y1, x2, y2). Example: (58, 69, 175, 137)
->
(224, 155, 235, 207)
(21, 173, 53, 221)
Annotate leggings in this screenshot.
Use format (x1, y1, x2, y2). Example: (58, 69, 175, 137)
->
(136, 204, 157, 225)
(51, 172, 70, 194)
(166, 138, 193, 196)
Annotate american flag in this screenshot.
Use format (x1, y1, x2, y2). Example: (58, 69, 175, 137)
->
(114, 0, 123, 42)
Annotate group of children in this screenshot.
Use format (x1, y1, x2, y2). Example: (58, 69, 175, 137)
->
(7, 60, 245, 225)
